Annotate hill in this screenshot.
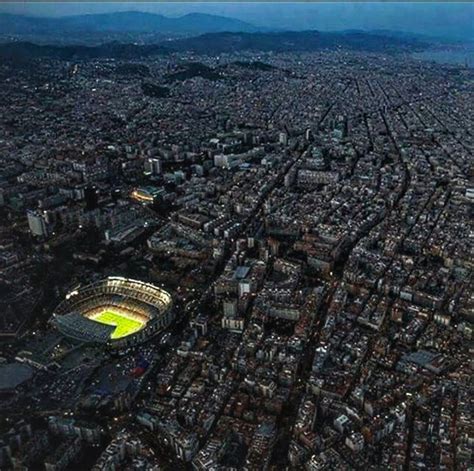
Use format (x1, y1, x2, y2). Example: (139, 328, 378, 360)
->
(0, 11, 261, 36)
(169, 30, 427, 54)
(0, 30, 428, 62)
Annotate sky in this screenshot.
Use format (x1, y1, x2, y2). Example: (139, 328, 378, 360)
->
(1, 2, 473, 41)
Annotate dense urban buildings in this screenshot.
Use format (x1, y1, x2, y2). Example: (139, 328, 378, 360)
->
(0, 8, 472, 470)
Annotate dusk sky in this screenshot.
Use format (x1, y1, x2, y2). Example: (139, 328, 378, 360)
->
(1, 2, 473, 41)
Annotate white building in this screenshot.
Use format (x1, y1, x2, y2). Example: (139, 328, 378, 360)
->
(27, 210, 48, 237)
(144, 158, 162, 175)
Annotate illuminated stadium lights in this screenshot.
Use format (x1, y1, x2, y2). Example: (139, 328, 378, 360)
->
(131, 190, 154, 203)
(65, 290, 79, 300)
(52, 277, 173, 347)
(130, 186, 163, 204)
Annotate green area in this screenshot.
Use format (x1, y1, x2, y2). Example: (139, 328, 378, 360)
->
(93, 310, 144, 339)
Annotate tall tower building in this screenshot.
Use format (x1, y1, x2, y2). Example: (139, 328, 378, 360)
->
(144, 158, 162, 176)
(279, 132, 288, 146)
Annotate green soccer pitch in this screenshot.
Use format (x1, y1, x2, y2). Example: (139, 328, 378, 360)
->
(92, 310, 145, 339)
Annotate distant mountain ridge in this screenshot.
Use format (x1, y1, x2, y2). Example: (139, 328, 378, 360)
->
(0, 11, 261, 35)
(168, 30, 427, 54)
(0, 41, 168, 61)
(0, 30, 429, 62)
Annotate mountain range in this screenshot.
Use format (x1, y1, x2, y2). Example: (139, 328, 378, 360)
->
(0, 12, 261, 36)
(0, 30, 428, 62)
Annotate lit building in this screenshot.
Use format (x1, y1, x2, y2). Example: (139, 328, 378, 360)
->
(27, 210, 48, 237)
(144, 158, 162, 176)
(130, 186, 164, 204)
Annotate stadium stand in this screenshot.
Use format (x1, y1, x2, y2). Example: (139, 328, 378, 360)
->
(52, 277, 173, 347)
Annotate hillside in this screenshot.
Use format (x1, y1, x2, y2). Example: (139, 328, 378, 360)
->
(0, 30, 428, 62)
(0, 11, 261, 36)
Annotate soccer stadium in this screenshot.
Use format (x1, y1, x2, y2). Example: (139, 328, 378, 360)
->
(51, 277, 173, 347)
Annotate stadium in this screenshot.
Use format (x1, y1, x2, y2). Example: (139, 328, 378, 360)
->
(51, 277, 173, 347)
